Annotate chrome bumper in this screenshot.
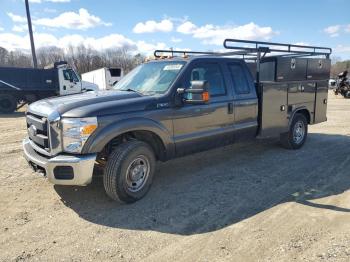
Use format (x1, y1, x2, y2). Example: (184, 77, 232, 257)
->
(22, 137, 97, 186)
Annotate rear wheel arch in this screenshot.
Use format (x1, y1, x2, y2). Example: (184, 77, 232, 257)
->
(289, 107, 311, 126)
(297, 109, 311, 124)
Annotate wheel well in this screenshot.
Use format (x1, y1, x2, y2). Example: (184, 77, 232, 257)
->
(101, 130, 167, 161)
(296, 109, 311, 124)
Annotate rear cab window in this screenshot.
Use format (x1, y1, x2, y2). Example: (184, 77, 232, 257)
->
(228, 63, 251, 95)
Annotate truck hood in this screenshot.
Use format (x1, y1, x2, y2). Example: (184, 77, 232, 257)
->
(28, 90, 157, 118)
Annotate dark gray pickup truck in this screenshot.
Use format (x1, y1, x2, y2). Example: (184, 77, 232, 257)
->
(23, 39, 331, 203)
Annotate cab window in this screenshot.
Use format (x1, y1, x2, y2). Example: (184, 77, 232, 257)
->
(63, 69, 79, 82)
(228, 63, 250, 95)
(186, 63, 226, 96)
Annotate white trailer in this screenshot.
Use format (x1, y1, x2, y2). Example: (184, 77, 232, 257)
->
(81, 67, 123, 90)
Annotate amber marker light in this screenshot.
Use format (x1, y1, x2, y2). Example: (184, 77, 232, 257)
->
(81, 124, 97, 136)
(202, 91, 210, 102)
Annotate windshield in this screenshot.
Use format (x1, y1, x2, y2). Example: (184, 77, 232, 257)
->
(113, 61, 185, 95)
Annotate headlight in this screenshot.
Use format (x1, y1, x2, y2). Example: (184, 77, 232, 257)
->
(61, 117, 98, 153)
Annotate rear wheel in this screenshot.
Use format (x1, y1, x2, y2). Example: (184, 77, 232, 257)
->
(103, 140, 156, 203)
(280, 113, 308, 149)
(0, 94, 17, 113)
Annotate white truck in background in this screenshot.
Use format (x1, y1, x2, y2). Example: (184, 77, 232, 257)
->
(81, 67, 124, 90)
(0, 61, 98, 113)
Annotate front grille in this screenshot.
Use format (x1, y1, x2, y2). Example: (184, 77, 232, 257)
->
(26, 112, 50, 153)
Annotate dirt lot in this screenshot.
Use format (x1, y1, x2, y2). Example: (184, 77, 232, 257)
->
(0, 91, 350, 262)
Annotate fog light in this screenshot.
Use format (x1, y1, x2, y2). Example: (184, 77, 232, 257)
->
(54, 166, 74, 180)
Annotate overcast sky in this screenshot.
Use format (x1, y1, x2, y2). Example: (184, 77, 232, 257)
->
(0, 0, 349, 59)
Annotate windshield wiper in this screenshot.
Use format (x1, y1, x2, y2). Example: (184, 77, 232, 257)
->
(122, 88, 143, 95)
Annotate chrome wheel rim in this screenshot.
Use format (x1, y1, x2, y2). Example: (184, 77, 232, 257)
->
(293, 120, 305, 144)
(125, 155, 150, 192)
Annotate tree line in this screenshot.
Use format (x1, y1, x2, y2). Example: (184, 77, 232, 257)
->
(0, 45, 145, 75)
(330, 60, 350, 79)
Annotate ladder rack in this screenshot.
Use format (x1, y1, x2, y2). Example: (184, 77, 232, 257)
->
(154, 39, 332, 59)
(153, 39, 332, 83)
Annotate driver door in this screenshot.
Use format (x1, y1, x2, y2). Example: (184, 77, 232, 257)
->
(58, 68, 82, 95)
(172, 60, 235, 156)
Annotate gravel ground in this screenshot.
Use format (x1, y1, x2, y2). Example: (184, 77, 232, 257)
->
(0, 91, 350, 262)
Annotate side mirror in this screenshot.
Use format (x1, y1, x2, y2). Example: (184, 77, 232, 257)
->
(177, 80, 210, 105)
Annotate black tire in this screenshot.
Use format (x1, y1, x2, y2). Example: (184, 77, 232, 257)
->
(0, 94, 17, 113)
(280, 113, 308, 150)
(103, 140, 156, 203)
(345, 91, 350, 98)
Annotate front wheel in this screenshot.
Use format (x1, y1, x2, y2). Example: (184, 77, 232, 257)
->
(103, 140, 156, 203)
(280, 113, 308, 149)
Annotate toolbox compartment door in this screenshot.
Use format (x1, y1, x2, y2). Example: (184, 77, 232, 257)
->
(306, 59, 331, 80)
(260, 57, 307, 82)
(288, 82, 316, 105)
(314, 81, 328, 123)
(259, 82, 288, 138)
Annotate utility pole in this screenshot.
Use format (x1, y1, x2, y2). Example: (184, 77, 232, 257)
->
(25, 0, 37, 68)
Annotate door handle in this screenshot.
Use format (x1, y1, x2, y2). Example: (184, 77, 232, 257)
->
(228, 102, 233, 114)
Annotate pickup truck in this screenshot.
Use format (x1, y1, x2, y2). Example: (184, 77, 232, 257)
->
(22, 39, 331, 203)
(0, 61, 97, 113)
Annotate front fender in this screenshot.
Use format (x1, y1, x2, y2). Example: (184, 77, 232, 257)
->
(81, 117, 174, 157)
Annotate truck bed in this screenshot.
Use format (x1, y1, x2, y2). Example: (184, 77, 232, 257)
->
(259, 80, 328, 138)
(0, 67, 58, 91)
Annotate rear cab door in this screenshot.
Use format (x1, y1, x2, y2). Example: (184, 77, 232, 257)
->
(226, 61, 259, 139)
